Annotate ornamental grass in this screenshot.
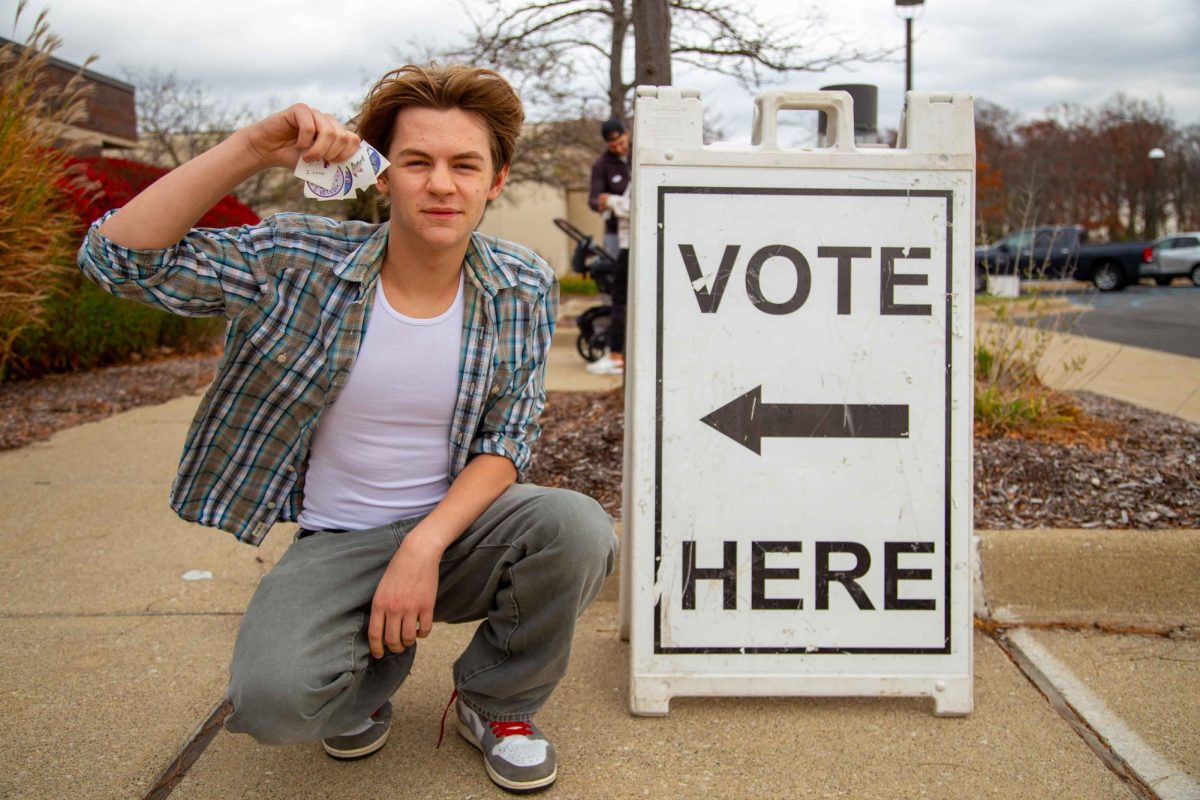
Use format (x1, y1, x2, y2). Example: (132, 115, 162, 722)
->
(0, 2, 92, 378)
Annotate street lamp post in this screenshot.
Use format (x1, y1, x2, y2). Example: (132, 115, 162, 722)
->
(1147, 147, 1166, 240)
(895, 0, 926, 94)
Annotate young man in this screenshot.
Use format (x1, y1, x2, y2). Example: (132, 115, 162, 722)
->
(78, 64, 616, 794)
(586, 118, 631, 376)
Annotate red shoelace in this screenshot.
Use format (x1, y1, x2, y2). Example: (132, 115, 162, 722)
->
(438, 689, 459, 748)
(489, 720, 534, 737)
(437, 688, 535, 747)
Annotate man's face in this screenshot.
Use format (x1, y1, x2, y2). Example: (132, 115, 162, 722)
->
(606, 130, 630, 158)
(376, 106, 508, 254)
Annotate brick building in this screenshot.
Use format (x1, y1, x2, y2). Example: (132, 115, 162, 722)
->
(1, 36, 137, 155)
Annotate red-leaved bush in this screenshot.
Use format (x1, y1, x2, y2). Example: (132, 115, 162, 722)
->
(4, 157, 257, 379)
(59, 156, 260, 231)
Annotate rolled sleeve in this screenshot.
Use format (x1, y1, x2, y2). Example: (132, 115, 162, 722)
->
(469, 281, 558, 479)
(77, 210, 276, 319)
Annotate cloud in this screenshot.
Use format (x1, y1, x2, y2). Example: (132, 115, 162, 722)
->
(20, 0, 1200, 130)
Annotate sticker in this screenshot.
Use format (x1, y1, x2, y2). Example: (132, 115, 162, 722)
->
(296, 141, 390, 202)
(304, 166, 350, 199)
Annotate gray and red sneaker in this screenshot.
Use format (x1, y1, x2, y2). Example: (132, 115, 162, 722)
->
(322, 701, 392, 760)
(451, 693, 556, 793)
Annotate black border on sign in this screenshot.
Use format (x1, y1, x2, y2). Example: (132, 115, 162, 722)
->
(653, 186, 955, 656)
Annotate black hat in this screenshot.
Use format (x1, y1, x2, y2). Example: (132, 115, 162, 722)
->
(601, 118, 626, 141)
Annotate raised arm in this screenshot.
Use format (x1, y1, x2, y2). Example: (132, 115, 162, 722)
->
(99, 104, 361, 249)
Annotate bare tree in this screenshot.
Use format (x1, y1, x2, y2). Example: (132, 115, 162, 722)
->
(427, 0, 890, 192)
(1166, 124, 1200, 231)
(975, 95, 1192, 243)
(125, 68, 251, 168)
(124, 69, 326, 217)
(633, 0, 671, 88)
(448, 0, 893, 123)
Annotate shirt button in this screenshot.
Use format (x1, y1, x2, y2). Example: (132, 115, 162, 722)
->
(275, 353, 287, 364)
(286, 464, 296, 474)
(266, 501, 277, 510)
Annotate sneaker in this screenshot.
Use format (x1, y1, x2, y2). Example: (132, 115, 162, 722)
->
(585, 353, 624, 375)
(322, 701, 392, 760)
(455, 697, 557, 793)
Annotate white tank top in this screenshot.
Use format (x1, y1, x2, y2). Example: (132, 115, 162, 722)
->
(298, 274, 465, 530)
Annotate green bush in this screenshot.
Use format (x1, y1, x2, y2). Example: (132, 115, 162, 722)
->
(6, 273, 222, 379)
(559, 276, 599, 295)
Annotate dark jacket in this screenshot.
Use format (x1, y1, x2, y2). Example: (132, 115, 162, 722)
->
(588, 151, 630, 235)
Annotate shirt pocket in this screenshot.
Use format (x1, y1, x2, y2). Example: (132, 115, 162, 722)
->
(242, 322, 328, 417)
(247, 324, 320, 375)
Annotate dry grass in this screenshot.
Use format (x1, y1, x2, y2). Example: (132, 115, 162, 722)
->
(974, 297, 1087, 438)
(0, 2, 93, 378)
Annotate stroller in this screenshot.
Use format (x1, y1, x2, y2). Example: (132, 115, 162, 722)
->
(553, 218, 617, 362)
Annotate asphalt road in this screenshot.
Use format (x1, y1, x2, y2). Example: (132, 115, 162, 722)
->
(1043, 281, 1200, 358)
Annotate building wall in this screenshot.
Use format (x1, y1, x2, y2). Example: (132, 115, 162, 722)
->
(567, 188, 605, 242)
(476, 182, 607, 277)
(63, 63, 137, 145)
(0, 38, 139, 153)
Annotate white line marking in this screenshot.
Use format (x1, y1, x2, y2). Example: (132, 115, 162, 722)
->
(1009, 629, 1200, 800)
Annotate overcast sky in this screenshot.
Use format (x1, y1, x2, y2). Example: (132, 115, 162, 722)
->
(16, 0, 1200, 146)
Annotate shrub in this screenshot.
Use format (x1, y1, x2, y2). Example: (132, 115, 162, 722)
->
(60, 156, 260, 229)
(7, 154, 259, 379)
(6, 275, 225, 378)
(973, 301, 1084, 436)
(0, 4, 91, 378)
(559, 275, 599, 295)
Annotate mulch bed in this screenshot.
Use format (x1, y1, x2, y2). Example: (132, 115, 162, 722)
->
(0, 353, 219, 451)
(3, 359, 1197, 529)
(526, 391, 625, 516)
(973, 391, 1200, 529)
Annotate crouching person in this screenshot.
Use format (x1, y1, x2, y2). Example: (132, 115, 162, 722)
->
(76, 63, 617, 794)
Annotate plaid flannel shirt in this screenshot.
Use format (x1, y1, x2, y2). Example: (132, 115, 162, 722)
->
(78, 212, 557, 545)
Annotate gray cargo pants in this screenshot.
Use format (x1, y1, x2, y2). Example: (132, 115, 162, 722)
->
(224, 483, 617, 745)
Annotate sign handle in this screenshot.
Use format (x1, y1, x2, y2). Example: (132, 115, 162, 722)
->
(751, 90, 857, 152)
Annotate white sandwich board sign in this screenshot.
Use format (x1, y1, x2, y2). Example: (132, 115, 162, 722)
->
(622, 88, 975, 716)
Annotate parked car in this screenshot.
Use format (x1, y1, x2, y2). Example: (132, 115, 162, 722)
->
(1141, 232, 1200, 286)
(975, 225, 1150, 292)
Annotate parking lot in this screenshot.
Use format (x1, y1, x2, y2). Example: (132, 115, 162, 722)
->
(1036, 282, 1200, 359)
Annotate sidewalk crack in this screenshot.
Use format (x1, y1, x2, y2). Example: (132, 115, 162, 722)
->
(988, 626, 1200, 800)
(976, 617, 1196, 640)
(144, 699, 231, 800)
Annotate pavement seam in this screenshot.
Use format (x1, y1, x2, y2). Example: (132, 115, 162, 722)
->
(992, 627, 1200, 800)
(1172, 382, 1200, 417)
(976, 617, 1197, 641)
(143, 699, 232, 800)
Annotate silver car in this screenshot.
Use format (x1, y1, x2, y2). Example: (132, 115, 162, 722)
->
(1141, 232, 1200, 286)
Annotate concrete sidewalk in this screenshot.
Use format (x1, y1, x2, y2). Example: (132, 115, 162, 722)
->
(1, 324, 1198, 799)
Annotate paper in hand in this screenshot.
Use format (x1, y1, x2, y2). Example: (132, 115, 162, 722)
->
(294, 142, 389, 202)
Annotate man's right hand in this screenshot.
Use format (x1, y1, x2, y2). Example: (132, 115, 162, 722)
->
(99, 104, 364, 250)
(597, 192, 610, 212)
(236, 104, 362, 172)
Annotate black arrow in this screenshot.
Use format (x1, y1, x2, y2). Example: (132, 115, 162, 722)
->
(700, 386, 909, 455)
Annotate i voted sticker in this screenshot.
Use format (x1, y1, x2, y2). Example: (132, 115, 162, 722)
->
(297, 142, 390, 202)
